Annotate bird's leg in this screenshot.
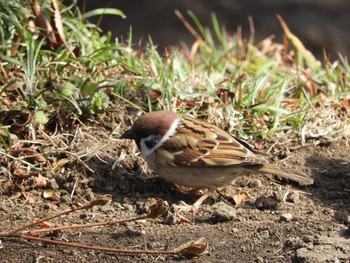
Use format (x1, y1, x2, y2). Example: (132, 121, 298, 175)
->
(174, 189, 215, 213)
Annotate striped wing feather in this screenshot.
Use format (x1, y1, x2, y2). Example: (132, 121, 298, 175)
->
(161, 116, 267, 167)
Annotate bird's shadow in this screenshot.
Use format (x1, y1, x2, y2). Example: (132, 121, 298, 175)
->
(304, 152, 350, 225)
(85, 155, 196, 206)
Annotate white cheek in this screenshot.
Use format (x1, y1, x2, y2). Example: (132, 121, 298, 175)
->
(140, 138, 155, 158)
(139, 135, 160, 171)
(139, 118, 180, 158)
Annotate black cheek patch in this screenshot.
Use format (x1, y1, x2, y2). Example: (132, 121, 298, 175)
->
(145, 135, 161, 149)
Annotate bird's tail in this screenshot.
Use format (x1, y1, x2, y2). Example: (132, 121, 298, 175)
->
(259, 164, 314, 185)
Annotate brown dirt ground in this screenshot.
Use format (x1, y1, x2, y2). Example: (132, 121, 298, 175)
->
(0, 108, 349, 262)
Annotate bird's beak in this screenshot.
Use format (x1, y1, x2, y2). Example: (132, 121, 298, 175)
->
(121, 129, 135, 139)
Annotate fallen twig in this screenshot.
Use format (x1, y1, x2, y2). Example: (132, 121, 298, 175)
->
(9, 196, 112, 234)
(27, 198, 170, 235)
(0, 198, 208, 258)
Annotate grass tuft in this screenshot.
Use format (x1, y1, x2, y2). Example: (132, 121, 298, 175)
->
(0, 1, 349, 141)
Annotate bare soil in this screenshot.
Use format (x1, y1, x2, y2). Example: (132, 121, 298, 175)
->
(1, 109, 349, 262)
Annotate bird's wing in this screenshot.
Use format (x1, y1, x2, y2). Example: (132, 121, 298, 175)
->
(160, 116, 267, 167)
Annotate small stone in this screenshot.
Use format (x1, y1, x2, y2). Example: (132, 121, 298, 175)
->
(123, 203, 134, 211)
(99, 205, 114, 213)
(84, 189, 95, 201)
(280, 213, 293, 222)
(286, 191, 300, 203)
(254, 195, 281, 210)
(259, 230, 270, 239)
(165, 214, 177, 225)
(47, 178, 59, 190)
(230, 228, 239, 233)
(249, 179, 263, 188)
(256, 256, 264, 263)
(302, 235, 313, 243)
(210, 202, 237, 222)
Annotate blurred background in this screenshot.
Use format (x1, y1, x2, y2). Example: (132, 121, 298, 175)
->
(69, 0, 350, 60)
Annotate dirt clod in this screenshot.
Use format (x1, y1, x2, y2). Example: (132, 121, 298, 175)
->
(210, 201, 237, 222)
(254, 195, 281, 210)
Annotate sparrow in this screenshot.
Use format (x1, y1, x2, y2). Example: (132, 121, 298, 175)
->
(121, 110, 314, 210)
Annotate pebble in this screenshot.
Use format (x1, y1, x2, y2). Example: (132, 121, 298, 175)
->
(249, 179, 263, 188)
(254, 195, 281, 210)
(280, 213, 293, 222)
(210, 202, 237, 222)
(302, 235, 314, 243)
(165, 214, 177, 225)
(230, 227, 239, 233)
(123, 203, 134, 211)
(84, 189, 95, 201)
(260, 230, 270, 239)
(99, 205, 114, 213)
(47, 178, 59, 190)
(287, 191, 300, 203)
(256, 256, 264, 263)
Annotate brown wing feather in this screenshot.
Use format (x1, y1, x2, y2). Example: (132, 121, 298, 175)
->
(160, 116, 267, 167)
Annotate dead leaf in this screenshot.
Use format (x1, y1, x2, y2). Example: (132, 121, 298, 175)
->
(305, 78, 317, 97)
(134, 88, 164, 106)
(51, 0, 66, 48)
(27, 194, 35, 204)
(277, 15, 319, 70)
(10, 147, 46, 163)
(176, 99, 198, 110)
(232, 193, 246, 206)
(174, 237, 208, 258)
(52, 158, 70, 171)
(341, 94, 350, 108)
(215, 88, 235, 104)
(32, 0, 56, 44)
(9, 191, 22, 200)
(11, 32, 21, 56)
(0, 109, 31, 134)
(43, 189, 60, 202)
(177, 214, 193, 224)
(152, 89, 163, 104)
(281, 100, 301, 106)
(253, 142, 265, 150)
(31, 174, 47, 188)
(9, 184, 25, 200)
(13, 168, 37, 179)
(147, 200, 170, 220)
